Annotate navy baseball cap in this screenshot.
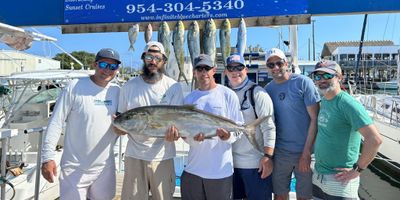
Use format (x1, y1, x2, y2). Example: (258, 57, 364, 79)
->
(226, 54, 245, 66)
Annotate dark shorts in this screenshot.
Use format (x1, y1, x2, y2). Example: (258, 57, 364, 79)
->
(181, 171, 233, 200)
(233, 168, 273, 200)
(272, 148, 312, 199)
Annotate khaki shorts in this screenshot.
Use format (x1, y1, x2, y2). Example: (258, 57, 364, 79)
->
(121, 156, 175, 200)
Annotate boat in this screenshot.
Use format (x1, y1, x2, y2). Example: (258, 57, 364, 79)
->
(375, 79, 399, 90)
(355, 94, 400, 186)
(0, 70, 90, 199)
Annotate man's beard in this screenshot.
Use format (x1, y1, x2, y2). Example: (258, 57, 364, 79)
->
(317, 81, 336, 95)
(142, 63, 165, 81)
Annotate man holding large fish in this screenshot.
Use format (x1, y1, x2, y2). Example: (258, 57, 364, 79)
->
(173, 54, 244, 200)
(116, 41, 177, 200)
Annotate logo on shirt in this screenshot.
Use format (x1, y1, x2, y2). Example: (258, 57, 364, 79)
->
(94, 99, 112, 106)
(318, 110, 329, 127)
(279, 92, 285, 101)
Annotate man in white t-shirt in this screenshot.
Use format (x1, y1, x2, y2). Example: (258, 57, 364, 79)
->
(116, 41, 177, 200)
(169, 54, 244, 200)
(41, 48, 121, 200)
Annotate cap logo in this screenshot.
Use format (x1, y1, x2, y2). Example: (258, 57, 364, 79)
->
(231, 55, 241, 62)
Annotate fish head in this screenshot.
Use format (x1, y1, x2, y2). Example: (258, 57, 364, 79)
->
(222, 19, 231, 29)
(114, 109, 151, 132)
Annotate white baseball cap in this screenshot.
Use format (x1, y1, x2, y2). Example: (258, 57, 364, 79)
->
(265, 48, 287, 62)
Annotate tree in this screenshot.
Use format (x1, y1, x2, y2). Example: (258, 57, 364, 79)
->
(53, 51, 95, 70)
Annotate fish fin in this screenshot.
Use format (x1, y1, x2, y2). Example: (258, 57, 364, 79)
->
(181, 104, 197, 110)
(181, 72, 189, 85)
(243, 116, 268, 153)
(149, 123, 163, 129)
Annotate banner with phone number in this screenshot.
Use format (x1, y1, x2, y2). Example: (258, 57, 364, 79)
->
(64, 0, 308, 24)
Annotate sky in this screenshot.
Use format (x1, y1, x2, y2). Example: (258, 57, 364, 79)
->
(1, 13, 400, 69)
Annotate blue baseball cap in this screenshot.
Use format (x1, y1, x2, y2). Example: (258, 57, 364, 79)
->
(226, 54, 245, 66)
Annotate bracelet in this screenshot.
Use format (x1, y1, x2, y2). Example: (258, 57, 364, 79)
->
(263, 153, 273, 159)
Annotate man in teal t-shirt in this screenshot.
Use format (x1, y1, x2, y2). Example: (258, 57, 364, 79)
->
(311, 60, 382, 199)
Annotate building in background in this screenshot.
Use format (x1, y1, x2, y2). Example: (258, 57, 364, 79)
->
(0, 50, 60, 76)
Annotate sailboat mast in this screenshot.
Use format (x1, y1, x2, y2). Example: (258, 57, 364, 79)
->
(355, 14, 368, 87)
(397, 49, 400, 95)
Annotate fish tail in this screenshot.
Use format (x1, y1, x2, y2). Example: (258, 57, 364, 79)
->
(128, 45, 134, 52)
(243, 116, 268, 153)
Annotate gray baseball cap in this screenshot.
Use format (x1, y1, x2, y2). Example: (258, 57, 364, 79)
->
(312, 60, 342, 75)
(194, 54, 214, 68)
(95, 48, 121, 64)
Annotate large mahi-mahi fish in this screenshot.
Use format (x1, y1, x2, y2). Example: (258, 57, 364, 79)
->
(113, 105, 266, 152)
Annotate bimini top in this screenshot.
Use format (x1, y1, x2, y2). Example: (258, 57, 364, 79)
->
(1, 70, 92, 81)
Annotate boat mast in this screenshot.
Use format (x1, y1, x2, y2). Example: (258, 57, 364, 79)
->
(397, 49, 400, 95)
(355, 14, 368, 91)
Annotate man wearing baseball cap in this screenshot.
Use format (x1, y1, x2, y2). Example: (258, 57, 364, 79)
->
(224, 54, 276, 200)
(171, 54, 244, 199)
(264, 48, 320, 200)
(42, 48, 121, 199)
(311, 60, 381, 199)
(116, 41, 177, 200)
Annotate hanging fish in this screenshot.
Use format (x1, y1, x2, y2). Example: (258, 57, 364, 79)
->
(187, 21, 200, 68)
(203, 19, 217, 65)
(172, 21, 188, 84)
(219, 19, 231, 66)
(128, 24, 139, 51)
(145, 23, 153, 43)
(158, 21, 171, 60)
(236, 18, 247, 57)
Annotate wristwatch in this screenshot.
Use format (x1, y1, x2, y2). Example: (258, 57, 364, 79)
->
(352, 163, 364, 173)
(263, 153, 273, 159)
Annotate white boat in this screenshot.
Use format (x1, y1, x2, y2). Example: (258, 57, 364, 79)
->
(355, 94, 400, 185)
(0, 70, 90, 199)
(375, 80, 399, 90)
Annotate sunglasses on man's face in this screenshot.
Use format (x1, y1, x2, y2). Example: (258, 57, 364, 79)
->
(226, 65, 245, 72)
(313, 73, 335, 81)
(144, 54, 163, 63)
(97, 61, 119, 70)
(195, 66, 213, 72)
(266, 59, 285, 69)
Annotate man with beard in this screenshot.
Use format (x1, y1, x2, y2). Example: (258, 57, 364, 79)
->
(117, 41, 177, 200)
(311, 60, 381, 200)
(264, 48, 320, 200)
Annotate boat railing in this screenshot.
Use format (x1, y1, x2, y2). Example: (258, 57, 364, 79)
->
(365, 96, 400, 128)
(23, 126, 46, 200)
